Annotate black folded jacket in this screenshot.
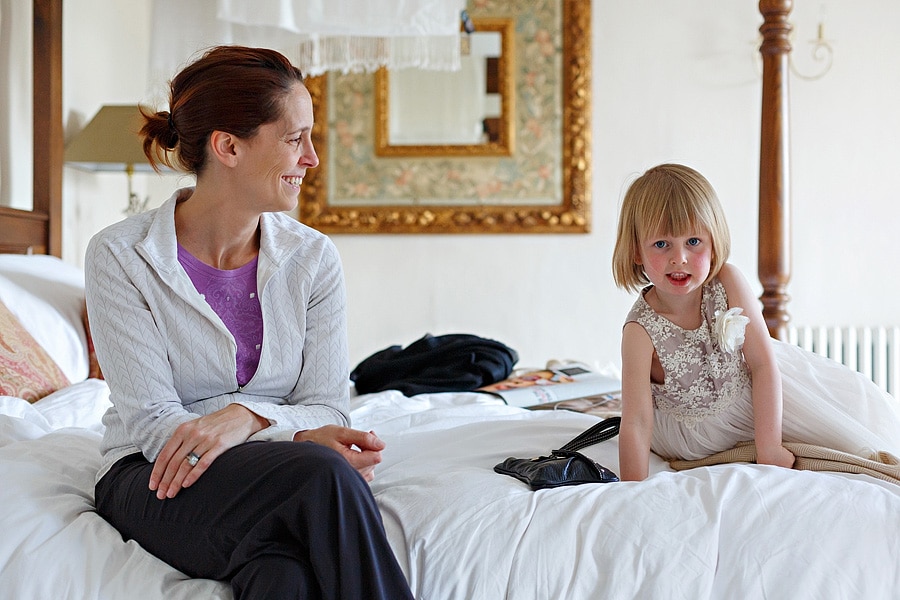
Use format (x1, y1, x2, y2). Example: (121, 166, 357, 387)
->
(350, 333, 518, 396)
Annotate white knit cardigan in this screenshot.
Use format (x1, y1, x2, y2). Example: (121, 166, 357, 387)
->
(85, 188, 350, 480)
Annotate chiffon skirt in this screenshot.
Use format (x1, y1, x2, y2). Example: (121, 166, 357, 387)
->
(651, 340, 900, 461)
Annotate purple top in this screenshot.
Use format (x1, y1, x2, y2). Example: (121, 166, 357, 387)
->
(178, 245, 263, 387)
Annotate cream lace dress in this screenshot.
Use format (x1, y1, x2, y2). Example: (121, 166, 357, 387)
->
(625, 278, 900, 461)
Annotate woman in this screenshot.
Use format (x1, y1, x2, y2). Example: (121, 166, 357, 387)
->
(85, 46, 414, 599)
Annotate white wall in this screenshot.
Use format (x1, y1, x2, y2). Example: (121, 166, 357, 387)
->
(0, 0, 34, 210)
(59, 0, 900, 371)
(62, 0, 191, 262)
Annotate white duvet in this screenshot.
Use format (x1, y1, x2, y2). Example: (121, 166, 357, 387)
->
(2, 382, 899, 600)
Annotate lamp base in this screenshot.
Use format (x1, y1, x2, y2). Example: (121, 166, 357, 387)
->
(125, 192, 149, 216)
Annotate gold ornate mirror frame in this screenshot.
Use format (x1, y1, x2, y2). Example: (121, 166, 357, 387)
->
(299, 0, 591, 234)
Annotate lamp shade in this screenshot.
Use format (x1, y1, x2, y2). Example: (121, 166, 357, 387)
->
(64, 105, 154, 172)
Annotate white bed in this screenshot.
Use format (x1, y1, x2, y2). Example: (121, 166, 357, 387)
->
(2, 254, 900, 600)
(3, 1, 900, 598)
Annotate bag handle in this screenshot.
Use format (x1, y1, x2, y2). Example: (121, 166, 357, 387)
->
(554, 416, 621, 454)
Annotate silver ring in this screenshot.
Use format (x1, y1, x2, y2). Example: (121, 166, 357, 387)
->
(186, 451, 201, 467)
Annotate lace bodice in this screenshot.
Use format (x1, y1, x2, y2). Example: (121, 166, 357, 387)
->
(625, 279, 751, 427)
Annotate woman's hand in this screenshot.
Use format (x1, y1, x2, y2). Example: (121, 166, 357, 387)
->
(149, 403, 268, 500)
(756, 444, 796, 469)
(295, 425, 385, 482)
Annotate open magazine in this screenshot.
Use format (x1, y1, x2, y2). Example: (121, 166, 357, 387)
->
(478, 364, 621, 409)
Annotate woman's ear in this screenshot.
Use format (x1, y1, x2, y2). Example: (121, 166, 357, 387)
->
(208, 130, 239, 167)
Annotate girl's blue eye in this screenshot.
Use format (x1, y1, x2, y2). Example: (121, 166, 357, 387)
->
(653, 240, 667, 249)
(687, 238, 701, 246)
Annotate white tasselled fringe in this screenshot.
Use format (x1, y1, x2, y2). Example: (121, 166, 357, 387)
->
(293, 34, 462, 76)
(145, 33, 463, 108)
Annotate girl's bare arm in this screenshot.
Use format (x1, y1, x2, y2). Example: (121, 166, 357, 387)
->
(718, 264, 795, 468)
(619, 322, 657, 481)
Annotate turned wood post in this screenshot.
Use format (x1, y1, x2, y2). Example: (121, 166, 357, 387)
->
(33, 0, 64, 257)
(758, 0, 792, 340)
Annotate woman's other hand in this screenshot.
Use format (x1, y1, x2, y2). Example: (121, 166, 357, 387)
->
(149, 403, 269, 500)
(757, 444, 796, 469)
(295, 425, 385, 482)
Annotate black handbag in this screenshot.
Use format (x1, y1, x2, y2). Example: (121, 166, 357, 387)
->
(493, 417, 621, 490)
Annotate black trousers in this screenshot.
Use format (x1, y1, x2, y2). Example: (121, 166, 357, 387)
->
(95, 441, 414, 600)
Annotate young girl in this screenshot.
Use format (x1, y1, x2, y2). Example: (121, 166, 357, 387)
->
(612, 163, 900, 481)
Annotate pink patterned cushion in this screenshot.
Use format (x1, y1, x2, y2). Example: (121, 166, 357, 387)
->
(0, 299, 71, 402)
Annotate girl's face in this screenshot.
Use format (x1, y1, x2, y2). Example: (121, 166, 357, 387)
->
(636, 229, 713, 297)
(238, 82, 318, 213)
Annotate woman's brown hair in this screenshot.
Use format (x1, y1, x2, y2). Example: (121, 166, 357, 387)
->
(139, 46, 305, 175)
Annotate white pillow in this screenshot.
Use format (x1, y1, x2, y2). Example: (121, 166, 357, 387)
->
(34, 378, 111, 431)
(0, 255, 89, 382)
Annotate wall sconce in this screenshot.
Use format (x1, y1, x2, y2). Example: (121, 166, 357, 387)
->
(460, 8, 475, 55)
(791, 22, 833, 81)
(753, 21, 833, 82)
(64, 105, 155, 215)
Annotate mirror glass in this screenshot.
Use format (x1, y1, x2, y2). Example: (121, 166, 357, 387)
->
(388, 34, 501, 145)
(300, 0, 591, 234)
(375, 19, 515, 157)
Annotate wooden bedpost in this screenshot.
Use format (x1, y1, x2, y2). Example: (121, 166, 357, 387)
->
(33, 0, 64, 257)
(758, 0, 792, 340)
(0, 0, 62, 255)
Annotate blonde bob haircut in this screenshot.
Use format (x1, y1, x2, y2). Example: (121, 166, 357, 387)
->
(612, 163, 731, 294)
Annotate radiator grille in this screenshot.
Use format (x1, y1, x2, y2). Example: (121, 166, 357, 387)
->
(787, 326, 900, 398)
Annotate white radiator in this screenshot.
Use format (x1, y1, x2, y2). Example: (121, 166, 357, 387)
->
(787, 326, 900, 398)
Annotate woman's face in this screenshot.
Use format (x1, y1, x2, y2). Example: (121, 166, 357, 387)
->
(238, 82, 318, 213)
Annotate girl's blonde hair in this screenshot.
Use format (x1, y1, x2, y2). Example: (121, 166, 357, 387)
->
(612, 163, 731, 293)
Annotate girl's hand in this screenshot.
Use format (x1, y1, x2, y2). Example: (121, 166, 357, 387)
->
(295, 425, 385, 482)
(757, 444, 796, 469)
(149, 403, 268, 500)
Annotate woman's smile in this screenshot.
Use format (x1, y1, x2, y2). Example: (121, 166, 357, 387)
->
(282, 175, 303, 190)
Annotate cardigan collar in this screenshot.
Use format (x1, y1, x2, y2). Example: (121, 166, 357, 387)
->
(137, 187, 306, 280)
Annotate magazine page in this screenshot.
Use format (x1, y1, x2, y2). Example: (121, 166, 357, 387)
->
(478, 365, 621, 409)
(527, 392, 622, 418)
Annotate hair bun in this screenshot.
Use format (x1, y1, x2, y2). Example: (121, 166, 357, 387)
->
(162, 111, 178, 148)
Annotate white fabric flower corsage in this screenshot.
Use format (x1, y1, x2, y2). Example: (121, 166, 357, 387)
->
(714, 307, 750, 354)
